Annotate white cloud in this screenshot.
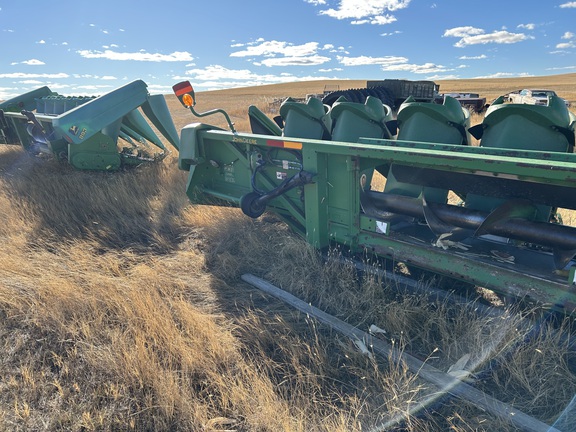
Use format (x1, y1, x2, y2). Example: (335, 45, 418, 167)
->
(20, 59, 45, 65)
(352, 14, 396, 25)
(184, 65, 267, 81)
(180, 65, 334, 89)
(0, 72, 69, 79)
(427, 74, 460, 80)
(443, 26, 484, 38)
(517, 23, 535, 30)
(0, 88, 21, 100)
(76, 50, 193, 62)
(337, 54, 450, 74)
(458, 54, 487, 60)
(37, 40, 46, 44)
(73, 84, 114, 91)
(546, 65, 576, 71)
(473, 72, 533, 79)
(557, 31, 576, 50)
(230, 40, 333, 67)
(381, 62, 451, 74)
(71, 74, 118, 80)
(258, 55, 331, 67)
(559, 2, 576, 7)
(314, 0, 410, 25)
(318, 0, 411, 18)
(230, 41, 320, 58)
(444, 27, 533, 47)
(380, 30, 402, 36)
(337, 55, 408, 66)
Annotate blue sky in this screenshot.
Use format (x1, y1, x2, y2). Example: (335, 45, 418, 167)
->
(1, 0, 575, 100)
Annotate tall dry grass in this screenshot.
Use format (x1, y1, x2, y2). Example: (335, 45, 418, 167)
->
(1, 74, 576, 431)
(0, 148, 373, 431)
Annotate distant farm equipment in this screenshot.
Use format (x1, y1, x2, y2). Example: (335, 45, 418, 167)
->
(322, 79, 438, 109)
(0, 80, 180, 170)
(506, 88, 571, 107)
(173, 79, 576, 314)
(275, 79, 489, 114)
(435, 92, 487, 113)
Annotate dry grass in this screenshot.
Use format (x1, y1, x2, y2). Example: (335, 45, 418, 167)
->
(1, 74, 576, 431)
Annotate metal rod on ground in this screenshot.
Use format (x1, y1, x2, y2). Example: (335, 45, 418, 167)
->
(241, 273, 561, 432)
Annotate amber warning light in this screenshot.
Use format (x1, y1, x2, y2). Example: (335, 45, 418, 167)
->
(173, 81, 195, 108)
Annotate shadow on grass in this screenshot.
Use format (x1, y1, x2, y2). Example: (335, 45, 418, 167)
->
(0, 148, 190, 254)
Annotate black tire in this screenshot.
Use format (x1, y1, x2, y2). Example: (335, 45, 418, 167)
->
(377, 88, 394, 109)
(240, 192, 266, 218)
(322, 90, 346, 106)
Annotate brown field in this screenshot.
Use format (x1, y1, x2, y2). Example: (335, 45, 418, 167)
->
(1, 73, 576, 431)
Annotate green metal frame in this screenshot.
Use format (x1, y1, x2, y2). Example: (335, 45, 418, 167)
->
(178, 123, 576, 312)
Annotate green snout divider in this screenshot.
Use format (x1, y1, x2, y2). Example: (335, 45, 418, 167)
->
(248, 105, 282, 136)
(330, 95, 393, 142)
(465, 95, 576, 221)
(383, 96, 470, 203)
(280, 97, 332, 139)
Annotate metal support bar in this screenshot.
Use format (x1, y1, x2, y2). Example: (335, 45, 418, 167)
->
(241, 273, 560, 432)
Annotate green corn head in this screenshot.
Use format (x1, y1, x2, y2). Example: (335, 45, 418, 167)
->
(174, 81, 576, 313)
(0, 80, 179, 170)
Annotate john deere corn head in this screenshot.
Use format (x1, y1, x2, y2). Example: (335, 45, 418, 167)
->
(0, 80, 179, 170)
(173, 81, 576, 312)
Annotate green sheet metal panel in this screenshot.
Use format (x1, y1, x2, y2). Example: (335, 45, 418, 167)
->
(52, 80, 149, 145)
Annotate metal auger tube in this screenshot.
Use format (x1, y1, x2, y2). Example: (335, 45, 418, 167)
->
(366, 191, 576, 252)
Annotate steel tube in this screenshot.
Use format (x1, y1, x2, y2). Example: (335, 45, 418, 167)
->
(367, 191, 576, 251)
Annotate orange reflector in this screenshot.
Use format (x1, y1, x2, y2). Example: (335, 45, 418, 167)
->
(182, 93, 194, 107)
(266, 139, 302, 150)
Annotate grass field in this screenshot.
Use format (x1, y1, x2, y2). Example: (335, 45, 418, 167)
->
(1, 73, 576, 431)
